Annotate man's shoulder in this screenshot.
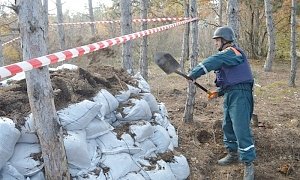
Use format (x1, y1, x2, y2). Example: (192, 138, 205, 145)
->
(217, 48, 235, 56)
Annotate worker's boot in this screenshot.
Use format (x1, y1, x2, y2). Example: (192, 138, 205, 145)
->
(243, 162, 254, 180)
(217, 152, 239, 165)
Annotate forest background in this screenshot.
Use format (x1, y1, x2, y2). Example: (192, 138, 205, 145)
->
(0, 0, 300, 179)
(1, 0, 299, 68)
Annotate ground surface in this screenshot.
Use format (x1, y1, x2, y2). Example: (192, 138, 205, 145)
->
(148, 60, 300, 180)
(0, 52, 299, 179)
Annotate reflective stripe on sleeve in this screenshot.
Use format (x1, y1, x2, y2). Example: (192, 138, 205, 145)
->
(199, 63, 208, 74)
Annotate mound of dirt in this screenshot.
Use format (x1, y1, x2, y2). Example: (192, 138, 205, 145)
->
(0, 65, 137, 125)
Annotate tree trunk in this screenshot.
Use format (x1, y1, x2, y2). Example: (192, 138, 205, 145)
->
(120, 0, 134, 75)
(288, 0, 297, 87)
(88, 0, 97, 37)
(218, 0, 223, 26)
(56, 0, 66, 50)
(253, 0, 261, 58)
(263, 0, 276, 72)
(0, 40, 3, 66)
(42, 0, 48, 45)
(139, 0, 148, 80)
(183, 0, 198, 123)
(179, 0, 189, 74)
(227, 0, 239, 44)
(17, 0, 70, 179)
(249, 0, 260, 59)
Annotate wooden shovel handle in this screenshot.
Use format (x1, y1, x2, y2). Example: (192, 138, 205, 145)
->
(174, 70, 211, 94)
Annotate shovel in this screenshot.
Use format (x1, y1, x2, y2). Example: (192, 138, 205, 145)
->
(154, 52, 212, 95)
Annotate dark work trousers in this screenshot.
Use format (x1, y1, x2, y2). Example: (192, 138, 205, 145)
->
(222, 83, 256, 164)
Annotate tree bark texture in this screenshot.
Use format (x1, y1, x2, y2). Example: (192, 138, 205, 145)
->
(56, 0, 66, 50)
(0, 39, 3, 66)
(288, 0, 297, 87)
(88, 0, 97, 36)
(218, 0, 223, 26)
(18, 0, 70, 179)
(139, 0, 149, 80)
(120, 0, 134, 75)
(249, 0, 261, 59)
(227, 0, 239, 44)
(42, 0, 49, 46)
(180, 0, 189, 74)
(183, 0, 198, 123)
(263, 0, 276, 72)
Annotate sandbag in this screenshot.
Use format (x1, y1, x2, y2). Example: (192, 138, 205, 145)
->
(85, 115, 114, 139)
(8, 143, 42, 176)
(100, 153, 141, 180)
(103, 112, 117, 125)
(158, 103, 169, 119)
(18, 132, 39, 144)
(58, 100, 100, 130)
(119, 172, 146, 180)
(133, 139, 157, 159)
(129, 121, 154, 142)
(27, 171, 45, 180)
(168, 155, 190, 180)
(133, 72, 151, 93)
(150, 125, 171, 153)
(154, 113, 169, 128)
(18, 116, 39, 144)
(86, 139, 101, 167)
(93, 89, 119, 117)
(142, 160, 176, 180)
(116, 99, 152, 121)
(141, 93, 159, 113)
(127, 84, 141, 95)
(64, 130, 91, 169)
(0, 118, 21, 170)
(166, 123, 178, 148)
(96, 131, 141, 155)
(115, 89, 131, 103)
(0, 163, 24, 180)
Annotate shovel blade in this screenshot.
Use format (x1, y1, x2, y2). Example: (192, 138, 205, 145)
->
(154, 52, 180, 74)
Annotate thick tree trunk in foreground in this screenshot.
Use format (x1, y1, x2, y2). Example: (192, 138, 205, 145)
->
(183, 0, 198, 123)
(18, 0, 69, 179)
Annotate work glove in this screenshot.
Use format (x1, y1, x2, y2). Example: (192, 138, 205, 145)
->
(207, 91, 218, 100)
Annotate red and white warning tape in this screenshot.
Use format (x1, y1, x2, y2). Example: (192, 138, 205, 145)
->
(0, 18, 197, 80)
(1, 37, 21, 46)
(50, 17, 190, 26)
(2, 17, 190, 46)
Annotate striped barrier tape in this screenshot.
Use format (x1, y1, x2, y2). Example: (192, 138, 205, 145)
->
(0, 18, 197, 80)
(50, 17, 190, 26)
(1, 37, 21, 46)
(1, 17, 191, 46)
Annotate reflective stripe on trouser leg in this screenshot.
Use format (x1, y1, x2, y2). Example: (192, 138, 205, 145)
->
(222, 101, 238, 152)
(224, 90, 256, 163)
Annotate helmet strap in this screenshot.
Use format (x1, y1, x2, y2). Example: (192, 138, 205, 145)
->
(218, 39, 232, 51)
